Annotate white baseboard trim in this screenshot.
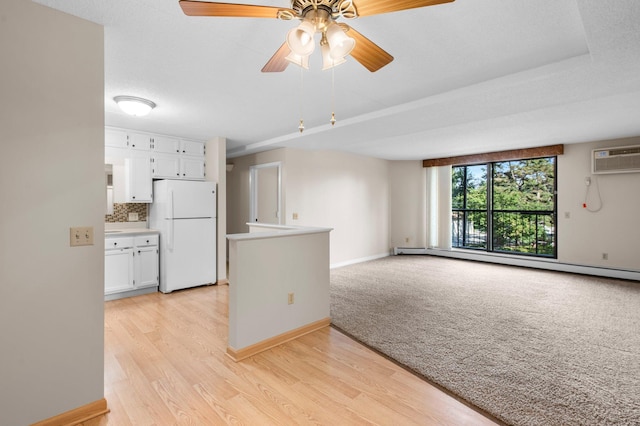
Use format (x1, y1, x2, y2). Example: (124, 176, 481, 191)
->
(425, 248, 640, 281)
(331, 252, 390, 269)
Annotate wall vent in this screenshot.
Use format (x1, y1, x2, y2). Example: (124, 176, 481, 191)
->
(592, 145, 640, 174)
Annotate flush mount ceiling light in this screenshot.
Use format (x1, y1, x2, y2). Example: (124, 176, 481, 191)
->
(113, 96, 156, 117)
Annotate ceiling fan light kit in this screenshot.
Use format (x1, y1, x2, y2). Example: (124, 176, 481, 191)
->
(321, 40, 347, 70)
(179, 0, 454, 72)
(285, 51, 310, 69)
(286, 18, 317, 56)
(325, 21, 355, 59)
(178, 0, 454, 129)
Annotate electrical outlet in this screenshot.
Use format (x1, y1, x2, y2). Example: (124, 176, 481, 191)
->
(602, 253, 608, 260)
(288, 292, 294, 305)
(128, 212, 139, 221)
(292, 213, 299, 220)
(564, 212, 570, 219)
(405, 237, 410, 243)
(70, 226, 94, 247)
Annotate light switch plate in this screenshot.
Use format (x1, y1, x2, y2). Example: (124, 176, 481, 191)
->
(70, 226, 94, 247)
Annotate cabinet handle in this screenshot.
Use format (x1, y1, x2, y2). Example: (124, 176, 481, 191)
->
(132, 196, 136, 199)
(113, 242, 117, 246)
(138, 250, 141, 254)
(146, 239, 149, 243)
(176, 149, 179, 153)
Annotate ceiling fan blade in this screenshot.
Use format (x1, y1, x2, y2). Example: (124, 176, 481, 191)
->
(341, 25, 393, 72)
(352, 0, 454, 17)
(262, 43, 291, 73)
(179, 1, 295, 19)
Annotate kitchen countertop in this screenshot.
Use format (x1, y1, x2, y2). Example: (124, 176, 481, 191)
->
(104, 228, 159, 237)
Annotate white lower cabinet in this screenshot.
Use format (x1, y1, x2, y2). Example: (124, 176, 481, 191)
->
(105, 233, 159, 299)
(134, 235, 159, 289)
(105, 246, 134, 293)
(105, 236, 134, 294)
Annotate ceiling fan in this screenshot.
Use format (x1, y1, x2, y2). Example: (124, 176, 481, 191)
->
(179, 0, 454, 73)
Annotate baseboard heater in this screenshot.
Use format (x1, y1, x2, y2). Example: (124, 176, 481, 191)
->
(393, 247, 428, 255)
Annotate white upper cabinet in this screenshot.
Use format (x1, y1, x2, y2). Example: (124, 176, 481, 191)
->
(152, 155, 205, 180)
(181, 157, 206, 179)
(152, 155, 181, 179)
(105, 129, 128, 149)
(152, 135, 180, 154)
(151, 138, 206, 180)
(105, 127, 206, 186)
(125, 157, 152, 202)
(129, 132, 152, 151)
(180, 139, 205, 156)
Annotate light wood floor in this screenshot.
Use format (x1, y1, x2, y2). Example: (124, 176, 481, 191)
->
(84, 284, 498, 425)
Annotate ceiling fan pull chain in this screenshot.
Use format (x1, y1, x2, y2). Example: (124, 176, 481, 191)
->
(298, 66, 305, 133)
(330, 65, 337, 126)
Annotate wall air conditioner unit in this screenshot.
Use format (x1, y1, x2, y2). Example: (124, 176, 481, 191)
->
(592, 145, 640, 174)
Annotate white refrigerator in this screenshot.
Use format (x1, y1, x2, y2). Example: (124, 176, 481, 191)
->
(149, 180, 217, 293)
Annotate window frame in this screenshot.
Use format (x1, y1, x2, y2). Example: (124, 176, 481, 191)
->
(452, 156, 558, 259)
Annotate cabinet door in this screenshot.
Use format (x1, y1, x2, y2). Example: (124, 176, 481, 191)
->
(105, 248, 134, 294)
(152, 135, 180, 154)
(135, 246, 158, 289)
(152, 155, 181, 179)
(125, 157, 152, 202)
(180, 139, 205, 156)
(129, 132, 152, 151)
(105, 129, 128, 148)
(181, 157, 206, 180)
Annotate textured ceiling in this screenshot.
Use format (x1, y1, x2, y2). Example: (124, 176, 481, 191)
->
(33, 0, 640, 159)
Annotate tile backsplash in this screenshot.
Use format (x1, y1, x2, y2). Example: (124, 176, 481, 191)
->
(105, 203, 148, 223)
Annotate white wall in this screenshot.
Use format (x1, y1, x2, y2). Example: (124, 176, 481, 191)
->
(398, 137, 640, 272)
(227, 149, 287, 235)
(227, 229, 330, 352)
(285, 149, 390, 266)
(0, 1, 105, 424)
(558, 137, 640, 270)
(389, 161, 427, 248)
(228, 140, 640, 272)
(205, 136, 228, 282)
(227, 148, 390, 266)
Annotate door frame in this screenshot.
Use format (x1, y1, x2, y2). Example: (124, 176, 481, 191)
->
(249, 161, 282, 224)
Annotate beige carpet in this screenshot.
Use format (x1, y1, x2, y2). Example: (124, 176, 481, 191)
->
(330, 255, 640, 426)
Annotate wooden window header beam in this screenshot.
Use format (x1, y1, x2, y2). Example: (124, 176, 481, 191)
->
(422, 144, 564, 168)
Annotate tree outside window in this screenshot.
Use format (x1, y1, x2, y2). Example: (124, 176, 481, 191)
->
(452, 157, 556, 258)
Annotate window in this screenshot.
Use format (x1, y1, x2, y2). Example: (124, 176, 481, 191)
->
(452, 157, 556, 258)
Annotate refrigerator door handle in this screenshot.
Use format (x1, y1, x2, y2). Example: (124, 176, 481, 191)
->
(167, 189, 175, 251)
(168, 219, 174, 251)
(168, 189, 174, 220)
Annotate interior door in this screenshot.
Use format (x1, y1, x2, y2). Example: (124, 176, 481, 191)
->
(250, 162, 281, 224)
